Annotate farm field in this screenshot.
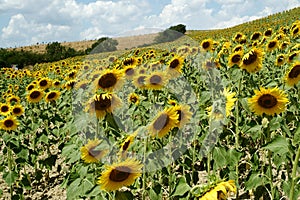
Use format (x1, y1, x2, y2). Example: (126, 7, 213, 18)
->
(1, 6, 300, 200)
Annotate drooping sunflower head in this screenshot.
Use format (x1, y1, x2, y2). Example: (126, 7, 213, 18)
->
(11, 104, 24, 116)
(199, 180, 236, 200)
(0, 115, 19, 131)
(98, 158, 143, 191)
(149, 107, 179, 138)
(80, 139, 108, 163)
(27, 89, 44, 103)
(200, 39, 214, 51)
(0, 103, 11, 116)
(285, 61, 300, 86)
(96, 69, 123, 91)
(248, 87, 289, 116)
(45, 90, 61, 103)
(172, 104, 193, 128)
(240, 48, 264, 73)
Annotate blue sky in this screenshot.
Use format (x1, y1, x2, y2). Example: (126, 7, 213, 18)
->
(0, 0, 299, 48)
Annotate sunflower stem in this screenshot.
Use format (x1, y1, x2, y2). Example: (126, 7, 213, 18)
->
(7, 142, 14, 198)
(289, 143, 300, 200)
(142, 135, 148, 200)
(266, 122, 275, 200)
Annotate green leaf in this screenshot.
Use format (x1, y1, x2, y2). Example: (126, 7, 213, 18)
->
(37, 134, 49, 144)
(212, 147, 227, 168)
(115, 191, 134, 200)
(245, 172, 264, 190)
(81, 178, 94, 195)
(292, 125, 300, 146)
(3, 171, 18, 186)
(171, 176, 191, 197)
(67, 178, 81, 199)
(17, 148, 29, 161)
(262, 136, 290, 156)
(86, 186, 101, 197)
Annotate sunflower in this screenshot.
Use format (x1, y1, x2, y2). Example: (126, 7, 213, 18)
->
(86, 93, 122, 119)
(145, 72, 169, 90)
(119, 132, 138, 159)
(250, 31, 262, 40)
(7, 95, 20, 105)
(98, 158, 143, 191)
(45, 90, 61, 103)
(80, 139, 108, 163)
(128, 93, 140, 105)
(0, 103, 11, 116)
(96, 69, 123, 91)
(264, 28, 272, 37)
(228, 51, 243, 67)
(200, 39, 214, 51)
(11, 104, 24, 116)
(287, 51, 299, 63)
(0, 115, 19, 131)
(123, 65, 136, 79)
(199, 180, 236, 200)
(168, 99, 177, 106)
(26, 83, 36, 91)
(148, 107, 179, 138)
(223, 88, 237, 117)
(123, 57, 138, 67)
(167, 55, 185, 76)
(172, 104, 192, 128)
(266, 39, 278, 51)
(279, 41, 290, 50)
(239, 48, 264, 73)
(27, 89, 44, 103)
(133, 75, 147, 89)
(38, 77, 52, 90)
(285, 61, 300, 86)
(64, 80, 76, 90)
(275, 54, 286, 66)
(232, 32, 244, 42)
(248, 87, 289, 116)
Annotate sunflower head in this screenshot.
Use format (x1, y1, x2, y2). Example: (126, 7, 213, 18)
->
(11, 104, 24, 116)
(173, 104, 192, 128)
(119, 132, 138, 159)
(0, 103, 11, 116)
(285, 61, 300, 86)
(128, 93, 140, 105)
(45, 90, 61, 103)
(266, 39, 278, 51)
(38, 77, 52, 90)
(98, 158, 143, 191)
(275, 54, 285, 66)
(27, 89, 44, 103)
(96, 69, 123, 91)
(200, 39, 214, 51)
(145, 72, 168, 90)
(228, 51, 243, 67)
(199, 180, 236, 200)
(248, 87, 289, 116)
(240, 48, 264, 73)
(80, 139, 108, 163)
(0, 115, 19, 131)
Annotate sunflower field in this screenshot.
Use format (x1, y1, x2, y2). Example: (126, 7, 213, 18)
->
(1, 7, 300, 200)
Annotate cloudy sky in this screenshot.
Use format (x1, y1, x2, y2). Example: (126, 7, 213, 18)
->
(0, 0, 299, 48)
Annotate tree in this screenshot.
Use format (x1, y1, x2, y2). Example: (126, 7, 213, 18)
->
(86, 37, 118, 54)
(154, 24, 186, 43)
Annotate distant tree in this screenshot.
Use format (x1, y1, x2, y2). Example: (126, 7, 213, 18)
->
(154, 24, 186, 43)
(86, 37, 118, 54)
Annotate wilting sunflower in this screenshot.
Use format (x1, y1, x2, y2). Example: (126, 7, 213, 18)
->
(80, 139, 108, 163)
(38, 77, 52, 90)
(172, 104, 192, 128)
(27, 89, 44, 103)
(128, 93, 140, 105)
(45, 90, 61, 103)
(200, 39, 214, 51)
(0, 103, 11, 116)
(86, 93, 122, 119)
(7, 95, 20, 105)
(148, 107, 179, 138)
(0, 115, 19, 131)
(266, 39, 278, 51)
(167, 55, 185, 76)
(98, 158, 143, 191)
(239, 48, 264, 73)
(275, 54, 286, 66)
(118, 132, 138, 159)
(96, 69, 123, 91)
(228, 51, 243, 67)
(248, 87, 289, 116)
(199, 180, 236, 200)
(11, 104, 24, 116)
(285, 61, 300, 86)
(145, 72, 169, 90)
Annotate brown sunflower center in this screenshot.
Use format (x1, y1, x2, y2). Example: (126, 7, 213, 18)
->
(109, 166, 131, 182)
(88, 146, 102, 157)
(202, 42, 210, 49)
(243, 52, 258, 65)
(39, 80, 48, 87)
(293, 27, 299, 35)
(94, 97, 112, 110)
(234, 46, 242, 52)
(153, 113, 169, 131)
(122, 140, 130, 151)
(265, 30, 272, 36)
(231, 54, 241, 63)
(169, 59, 180, 69)
(13, 107, 21, 114)
(251, 33, 260, 40)
(123, 58, 135, 66)
(30, 91, 41, 99)
(150, 75, 162, 85)
(137, 76, 146, 85)
(289, 53, 297, 61)
(54, 81, 60, 86)
(125, 68, 134, 76)
(98, 73, 117, 89)
(27, 85, 34, 91)
(4, 119, 14, 128)
(258, 94, 277, 108)
(47, 92, 57, 100)
(268, 41, 277, 49)
(1, 105, 9, 112)
(130, 96, 138, 103)
(10, 98, 18, 103)
(288, 65, 300, 78)
(277, 56, 284, 62)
